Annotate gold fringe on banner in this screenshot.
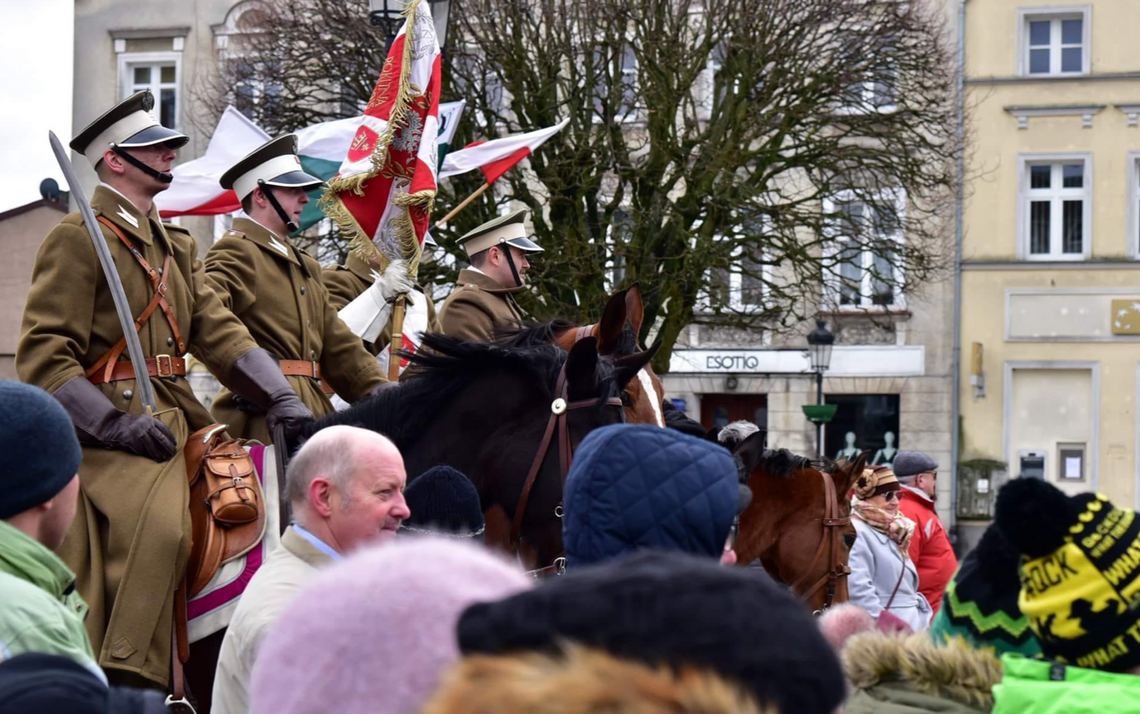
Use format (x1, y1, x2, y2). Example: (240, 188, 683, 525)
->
(319, 0, 433, 278)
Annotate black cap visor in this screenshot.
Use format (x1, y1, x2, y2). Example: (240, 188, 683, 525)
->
(503, 236, 544, 253)
(119, 124, 189, 150)
(264, 169, 324, 191)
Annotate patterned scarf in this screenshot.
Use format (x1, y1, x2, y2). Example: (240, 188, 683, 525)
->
(852, 497, 916, 558)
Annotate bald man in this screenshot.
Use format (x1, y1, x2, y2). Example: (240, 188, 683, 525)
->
(213, 426, 409, 714)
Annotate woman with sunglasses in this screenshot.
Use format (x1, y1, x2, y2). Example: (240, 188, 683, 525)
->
(846, 465, 932, 631)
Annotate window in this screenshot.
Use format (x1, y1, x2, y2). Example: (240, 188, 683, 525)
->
(119, 54, 180, 129)
(592, 44, 638, 121)
(1019, 155, 1091, 260)
(1019, 8, 1090, 76)
(231, 59, 284, 118)
(605, 209, 632, 290)
(1130, 153, 1140, 258)
(700, 221, 769, 314)
(823, 191, 906, 309)
(824, 394, 900, 466)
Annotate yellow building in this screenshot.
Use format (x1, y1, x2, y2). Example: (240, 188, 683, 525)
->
(959, 0, 1140, 531)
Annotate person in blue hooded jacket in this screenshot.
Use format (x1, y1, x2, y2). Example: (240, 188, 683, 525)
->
(562, 424, 748, 568)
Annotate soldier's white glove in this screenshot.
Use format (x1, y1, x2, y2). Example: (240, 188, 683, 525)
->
(339, 260, 413, 344)
(375, 259, 414, 303)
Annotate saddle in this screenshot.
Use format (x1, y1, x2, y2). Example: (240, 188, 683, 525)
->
(184, 424, 266, 597)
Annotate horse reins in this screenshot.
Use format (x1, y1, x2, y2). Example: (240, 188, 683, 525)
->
(788, 470, 851, 613)
(510, 357, 624, 576)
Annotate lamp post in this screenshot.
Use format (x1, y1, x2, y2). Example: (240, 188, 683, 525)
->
(369, 0, 453, 54)
(806, 319, 835, 458)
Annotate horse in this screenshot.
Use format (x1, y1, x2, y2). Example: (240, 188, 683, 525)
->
(297, 331, 654, 569)
(499, 283, 667, 427)
(721, 424, 867, 614)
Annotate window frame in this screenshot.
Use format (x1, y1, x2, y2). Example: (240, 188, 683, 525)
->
(1128, 151, 1140, 260)
(589, 42, 640, 124)
(696, 232, 772, 316)
(117, 51, 182, 131)
(1016, 5, 1091, 77)
(1017, 152, 1092, 261)
(822, 189, 907, 312)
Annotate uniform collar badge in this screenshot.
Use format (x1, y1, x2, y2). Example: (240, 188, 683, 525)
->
(117, 205, 139, 228)
(269, 236, 290, 257)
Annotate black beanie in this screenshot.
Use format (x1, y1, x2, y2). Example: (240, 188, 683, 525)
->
(457, 550, 845, 714)
(0, 380, 83, 519)
(0, 653, 165, 713)
(402, 465, 485, 539)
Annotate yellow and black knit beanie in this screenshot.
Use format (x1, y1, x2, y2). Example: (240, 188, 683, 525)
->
(994, 478, 1140, 672)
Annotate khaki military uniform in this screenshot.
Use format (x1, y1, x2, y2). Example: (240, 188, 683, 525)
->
(17, 185, 259, 686)
(438, 268, 527, 343)
(204, 217, 386, 441)
(322, 252, 442, 357)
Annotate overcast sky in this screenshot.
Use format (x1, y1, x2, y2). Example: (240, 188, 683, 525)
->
(0, 0, 73, 213)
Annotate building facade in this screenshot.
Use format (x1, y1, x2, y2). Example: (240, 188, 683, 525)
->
(958, 1, 1140, 530)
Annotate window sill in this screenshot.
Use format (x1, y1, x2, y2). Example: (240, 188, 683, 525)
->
(818, 307, 911, 318)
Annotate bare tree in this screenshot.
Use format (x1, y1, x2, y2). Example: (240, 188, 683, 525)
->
(193, 0, 961, 371)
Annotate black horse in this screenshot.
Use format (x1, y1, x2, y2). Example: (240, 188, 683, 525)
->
(296, 331, 654, 568)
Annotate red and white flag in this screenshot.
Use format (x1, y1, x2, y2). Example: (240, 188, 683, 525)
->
(321, 0, 442, 277)
(439, 118, 569, 184)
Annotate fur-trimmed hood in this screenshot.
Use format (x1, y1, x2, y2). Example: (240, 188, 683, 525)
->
(423, 645, 775, 714)
(844, 631, 1002, 712)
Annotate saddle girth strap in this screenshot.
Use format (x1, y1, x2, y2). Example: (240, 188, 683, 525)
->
(85, 216, 186, 384)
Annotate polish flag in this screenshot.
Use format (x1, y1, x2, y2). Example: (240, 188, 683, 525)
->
(438, 118, 569, 184)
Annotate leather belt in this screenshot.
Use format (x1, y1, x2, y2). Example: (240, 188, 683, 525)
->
(88, 355, 186, 384)
(278, 359, 321, 379)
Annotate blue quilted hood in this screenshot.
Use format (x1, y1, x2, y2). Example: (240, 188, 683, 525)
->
(563, 424, 739, 568)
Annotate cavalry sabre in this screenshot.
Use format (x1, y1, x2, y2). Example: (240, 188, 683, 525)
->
(48, 130, 158, 414)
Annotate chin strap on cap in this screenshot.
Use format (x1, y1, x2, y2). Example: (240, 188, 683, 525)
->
(111, 143, 174, 184)
(257, 179, 298, 234)
(501, 241, 523, 287)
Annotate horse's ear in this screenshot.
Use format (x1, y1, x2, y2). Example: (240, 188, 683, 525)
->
(705, 427, 721, 443)
(613, 342, 658, 388)
(596, 288, 628, 356)
(625, 282, 644, 337)
(838, 450, 871, 495)
(733, 430, 766, 477)
(565, 336, 600, 390)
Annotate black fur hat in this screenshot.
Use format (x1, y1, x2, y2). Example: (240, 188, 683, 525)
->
(457, 550, 845, 714)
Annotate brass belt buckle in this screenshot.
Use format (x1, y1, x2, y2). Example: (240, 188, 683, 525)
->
(155, 354, 173, 377)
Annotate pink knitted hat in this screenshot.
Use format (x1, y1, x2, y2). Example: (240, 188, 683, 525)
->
(249, 538, 532, 714)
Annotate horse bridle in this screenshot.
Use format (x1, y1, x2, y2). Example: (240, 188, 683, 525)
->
(788, 470, 852, 614)
(510, 358, 624, 576)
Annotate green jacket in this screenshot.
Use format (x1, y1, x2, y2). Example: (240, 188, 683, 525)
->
(993, 654, 1140, 713)
(0, 520, 103, 682)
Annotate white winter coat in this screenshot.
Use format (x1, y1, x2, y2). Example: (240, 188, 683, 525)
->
(848, 517, 932, 632)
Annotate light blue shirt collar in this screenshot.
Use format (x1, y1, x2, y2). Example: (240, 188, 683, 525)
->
(292, 524, 343, 561)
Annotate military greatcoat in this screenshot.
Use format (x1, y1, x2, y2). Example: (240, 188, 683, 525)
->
(205, 217, 386, 440)
(17, 185, 259, 686)
(437, 268, 527, 343)
(322, 251, 442, 357)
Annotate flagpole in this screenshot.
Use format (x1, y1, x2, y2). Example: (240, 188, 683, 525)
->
(433, 181, 490, 229)
(387, 294, 407, 382)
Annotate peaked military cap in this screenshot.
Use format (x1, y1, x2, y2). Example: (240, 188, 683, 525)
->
(458, 209, 544, 257)
(220, 134, 323, 201)
(70, 90, 189, 168)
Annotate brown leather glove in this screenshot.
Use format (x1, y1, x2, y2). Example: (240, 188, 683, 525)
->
(54, 375, 177, 462)
(229, 348, 313, 441)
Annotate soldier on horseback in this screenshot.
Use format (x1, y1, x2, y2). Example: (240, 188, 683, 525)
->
(16, 90, 310, 689)
(205, 135, 388, 440)
(438, 208, 544, 343)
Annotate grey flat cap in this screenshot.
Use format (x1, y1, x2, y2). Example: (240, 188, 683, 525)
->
(893, 451, 938, 478)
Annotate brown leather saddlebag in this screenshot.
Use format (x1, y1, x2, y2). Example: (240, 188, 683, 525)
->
(184, 424, 267, 598)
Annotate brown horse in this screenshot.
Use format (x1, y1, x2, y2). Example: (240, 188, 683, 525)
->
(551, 284, 667, 427)
(725, 427, 867, 614)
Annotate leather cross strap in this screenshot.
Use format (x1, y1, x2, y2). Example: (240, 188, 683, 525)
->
(788, 470, 852, 612)
(86, 216, 186, 385)
(508, 362, 624, 565)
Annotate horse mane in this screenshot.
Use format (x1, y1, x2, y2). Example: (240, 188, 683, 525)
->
(754, 449, 818, 479)
(298, 332, 618, 446)
(494, 319, 577, 349)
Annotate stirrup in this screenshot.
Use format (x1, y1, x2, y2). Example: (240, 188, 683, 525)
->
(166, 695, 197, 714)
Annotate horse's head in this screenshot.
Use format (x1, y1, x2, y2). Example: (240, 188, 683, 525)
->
(516, 336, 657, 572)
(554, 283, 666, 427)
(732, 434, 866, 613)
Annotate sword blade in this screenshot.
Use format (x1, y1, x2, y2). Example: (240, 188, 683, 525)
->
(48, 131, 159, 414)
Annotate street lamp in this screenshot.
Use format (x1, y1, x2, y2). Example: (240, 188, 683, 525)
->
(369, 0, 453, 54)
(806, 319, 835, 458)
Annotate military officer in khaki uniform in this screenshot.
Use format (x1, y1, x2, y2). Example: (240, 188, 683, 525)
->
(17, 91, 311, 688)
(323, 250, 442, 358)
(438, 209, 543, 343)
(205, 136, 388, 440)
